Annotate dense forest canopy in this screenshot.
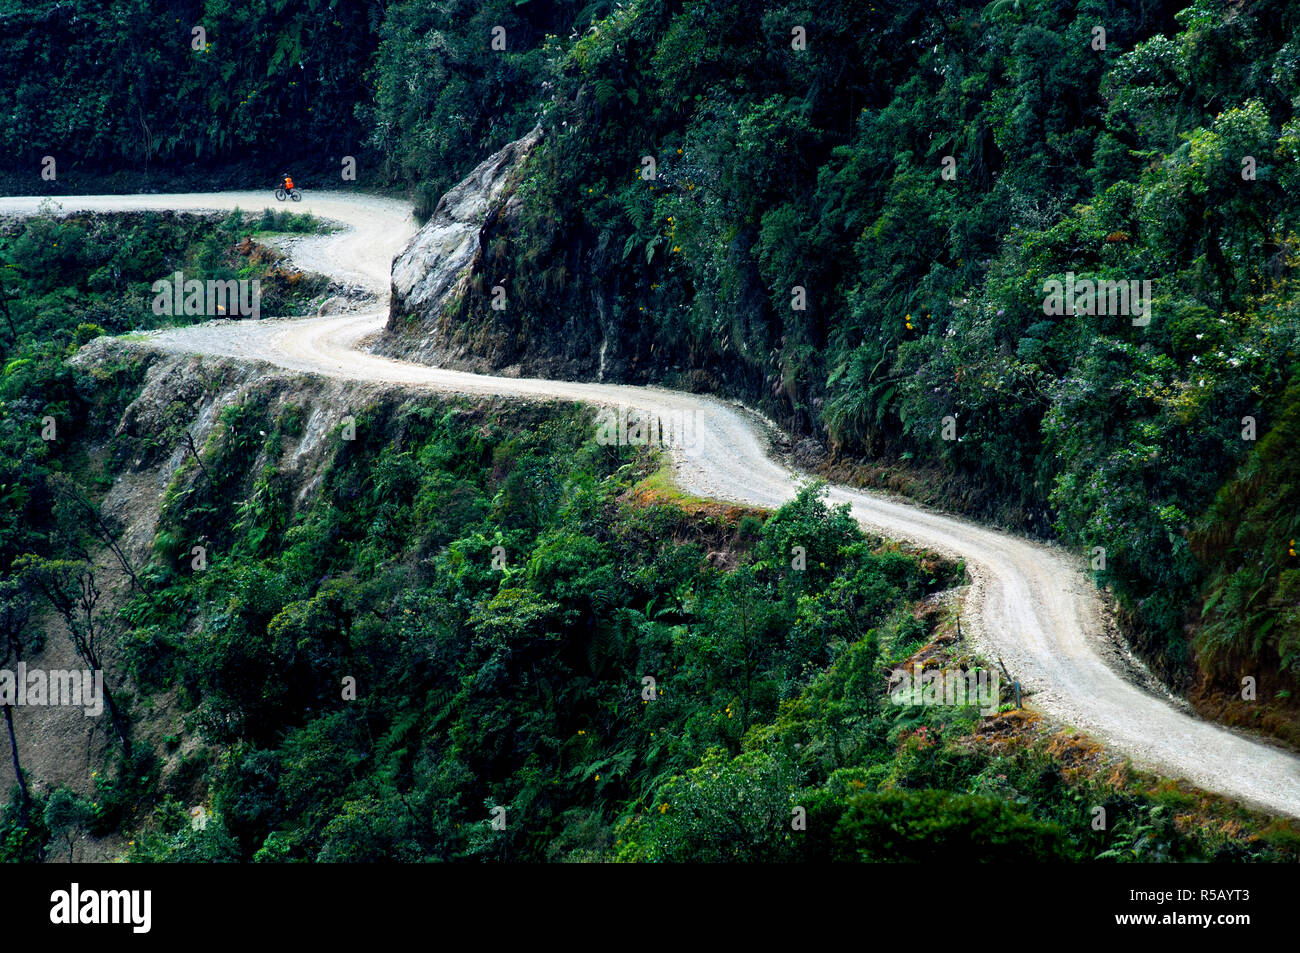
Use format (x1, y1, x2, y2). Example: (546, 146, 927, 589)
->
(369, 0, 1300, 704)
(0, 0, 382, 173)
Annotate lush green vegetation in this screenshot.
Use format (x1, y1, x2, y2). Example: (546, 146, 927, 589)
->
(363, 0, 612, 217)
(8, 362, 1290, 861)
(0, 202, 1288, 859)
(117, 399, 965, 861)
(0, 206, 326, 575)
(3, 0, 1300, 861)
(0, 0, 382, 183)
(0, 210, 333, 857)
(1, 208, 326, 359)
(356, 0, 1300, 705)
(0, 202, 1286, 858)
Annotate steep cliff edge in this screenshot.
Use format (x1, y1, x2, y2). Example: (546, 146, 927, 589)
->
(374, 123, 710, 388)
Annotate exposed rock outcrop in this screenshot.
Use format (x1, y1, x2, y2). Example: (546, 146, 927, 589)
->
(371, 120, 751, 391)
(376, 126, 544, 370)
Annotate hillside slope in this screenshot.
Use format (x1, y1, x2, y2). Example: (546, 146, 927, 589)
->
(6, 190, 1296, 818)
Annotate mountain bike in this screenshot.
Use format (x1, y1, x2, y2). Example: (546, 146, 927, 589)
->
(274, 186, 302, 202)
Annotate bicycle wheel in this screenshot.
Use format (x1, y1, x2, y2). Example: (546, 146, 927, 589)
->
(290, 188, 302, 202)
(274, 188, 287, 201)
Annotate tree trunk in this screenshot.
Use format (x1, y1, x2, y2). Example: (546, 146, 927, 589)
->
(100, 682, 132, 760)
(2, 704, 29, 823)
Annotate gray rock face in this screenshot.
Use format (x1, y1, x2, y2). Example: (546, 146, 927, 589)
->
(383, 126, 543, 358)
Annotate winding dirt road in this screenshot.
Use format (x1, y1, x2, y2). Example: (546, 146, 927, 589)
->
(5, 190, 1298, 818)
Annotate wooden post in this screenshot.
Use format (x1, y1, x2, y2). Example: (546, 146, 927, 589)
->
(997, 656, 1021, 710)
